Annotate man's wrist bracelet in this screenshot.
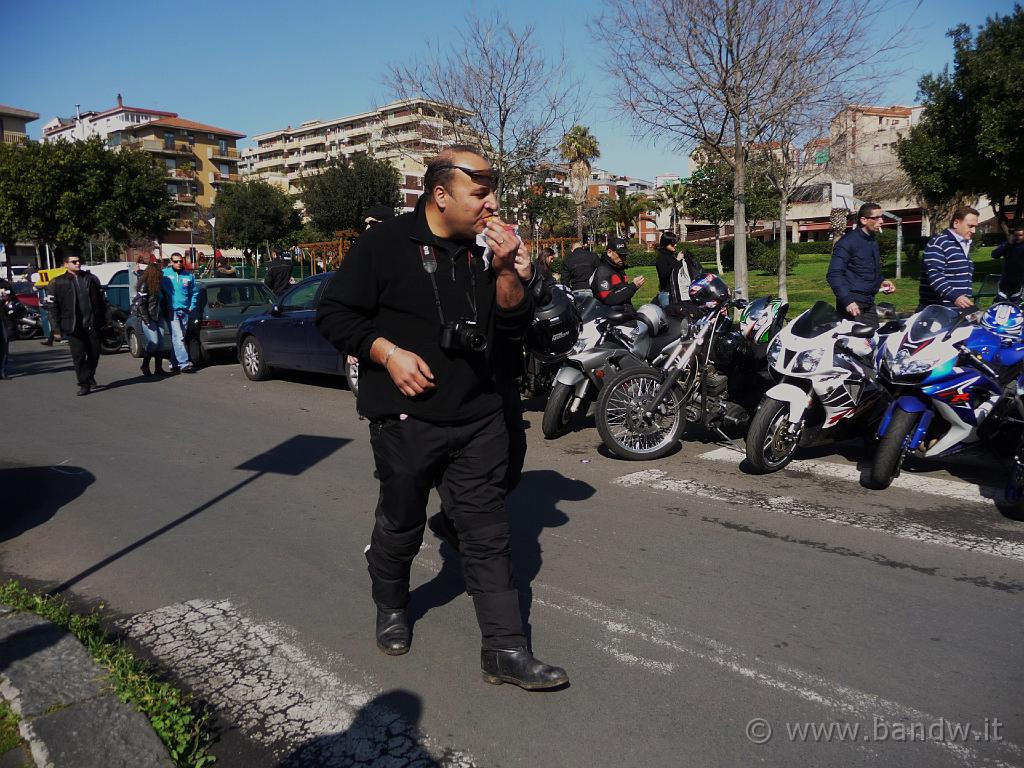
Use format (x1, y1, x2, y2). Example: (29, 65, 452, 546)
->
(384, 345, 399, 369)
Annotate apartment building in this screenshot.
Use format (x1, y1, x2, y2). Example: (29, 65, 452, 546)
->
(243, 99, 465, 210)
(1, 104, 39, 146)
(42, 94, 176, 143)
(830, 104, 924, 172)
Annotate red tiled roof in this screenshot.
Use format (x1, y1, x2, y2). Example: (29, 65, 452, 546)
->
(135, 117, 245, 139)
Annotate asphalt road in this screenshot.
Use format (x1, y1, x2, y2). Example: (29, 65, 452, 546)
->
(2, 338, 1022, 768)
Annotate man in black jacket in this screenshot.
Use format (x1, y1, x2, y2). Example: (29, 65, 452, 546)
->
(826, 202, 895, 327)
(592, 237, 645, 309)
(264, 251, 293, 295)
(655, 230, 704, 306)
(994, 226, 1024, 304)
(562, 240, 598, 298)
(46, 255, 108, 395)
(316, 146, 567, 690)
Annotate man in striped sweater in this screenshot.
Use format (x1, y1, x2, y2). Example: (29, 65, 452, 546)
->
(919, 206, 979, 310)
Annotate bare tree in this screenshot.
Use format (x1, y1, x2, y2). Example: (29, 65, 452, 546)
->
(385, 10, 579, 210)
(594, 0, 913, 300)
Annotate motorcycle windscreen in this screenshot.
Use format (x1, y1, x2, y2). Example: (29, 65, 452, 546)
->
(906, 305, 961, 344)
(790, 301, 840, 339)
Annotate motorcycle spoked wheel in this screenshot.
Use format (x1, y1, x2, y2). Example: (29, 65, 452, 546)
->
(745, 397, 802, 473)
(99, 322, 125, 354)
(14, 321, 38, 340)
(596, 367, 686, 460)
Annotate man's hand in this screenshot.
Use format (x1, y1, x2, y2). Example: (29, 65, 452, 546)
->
(880, 280, 896, 294)
(514, 242, 534, 281)
(386, 349, 436, 397)
(954, 295, 974, 309)
(632, 275, 646, 288)
(846, 301, 861, 317)
(484, 217, 520, 274)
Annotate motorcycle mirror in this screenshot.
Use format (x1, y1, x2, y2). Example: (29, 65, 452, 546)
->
(848, 323, 875, 339)
(732, 298, 749, 309)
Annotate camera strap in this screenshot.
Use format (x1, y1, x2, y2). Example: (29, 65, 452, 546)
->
(418, 243, 478, 323)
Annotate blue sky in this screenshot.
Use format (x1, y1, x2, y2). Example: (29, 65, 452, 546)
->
(2, 0, 1016, 180)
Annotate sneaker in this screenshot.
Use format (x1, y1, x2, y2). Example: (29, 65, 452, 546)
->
(180, 363, 196, 374)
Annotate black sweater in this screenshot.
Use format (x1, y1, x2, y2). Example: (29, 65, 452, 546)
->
(316, 198, 532, 424)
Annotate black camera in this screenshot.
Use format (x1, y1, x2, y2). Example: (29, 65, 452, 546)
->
(439, 319, 487, 353)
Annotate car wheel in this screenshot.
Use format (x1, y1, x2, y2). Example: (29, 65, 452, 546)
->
(127, 328, 142, 358)
(188, 336, 207, 366)
(240, 335, 271, 381)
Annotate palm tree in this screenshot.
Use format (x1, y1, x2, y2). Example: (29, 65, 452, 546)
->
(653, 181, 688, 238)
(606, 190, 651, 239)
(558, 125, 600, 241)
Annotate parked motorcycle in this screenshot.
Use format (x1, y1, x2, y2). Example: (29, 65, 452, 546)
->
(868, 303, 1024, 490)
(594, 275, 787, 460)
(542, 302, 684, 438)
(3, 297, 42, 340)
(745, 300, 887, 473)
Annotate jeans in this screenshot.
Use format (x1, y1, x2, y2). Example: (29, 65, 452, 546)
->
(141, 319, 164, 355)
(168, 311, 190, 366)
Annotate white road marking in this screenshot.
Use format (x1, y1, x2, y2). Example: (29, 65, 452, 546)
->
(614, 469, 1024, 562)
(698, 446, 1006, 506)
(121, 599, 475, 767)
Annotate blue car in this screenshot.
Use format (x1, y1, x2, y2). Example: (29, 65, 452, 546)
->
(237, 272, 355, 386)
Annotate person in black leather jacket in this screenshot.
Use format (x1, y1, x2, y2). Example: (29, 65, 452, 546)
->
(562, 241, 598, 293)
(47, 255, 108, 395)
(264, 251, 294, 295)
(591, 237, 645, 309)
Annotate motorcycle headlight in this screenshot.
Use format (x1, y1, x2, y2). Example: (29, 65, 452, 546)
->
(794, 349, 823, 373)
(767, 336, 783, 367)
(891, 357, 933, 377)
(571, 336, 589, 355)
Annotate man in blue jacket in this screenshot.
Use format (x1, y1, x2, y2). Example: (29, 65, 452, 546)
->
(826, 202, 895, 327)
(919, 206, 979, 310)
(161, 253, 198, 373)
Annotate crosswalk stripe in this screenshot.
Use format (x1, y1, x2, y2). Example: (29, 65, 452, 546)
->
(614, 469, 1024, 562)
(697, 446, 1006, 506)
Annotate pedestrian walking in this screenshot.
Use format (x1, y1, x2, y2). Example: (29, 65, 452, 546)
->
(161, 253, 197, 373)
(136, 259, 168, 376)
(316, 145, 568, 690)
(46, 255, 108, 395)
(826, 202, 896, 328)
(919, 206, 979, 310)
(993, 226, 1024, 304)
(264, 250, 294, 296)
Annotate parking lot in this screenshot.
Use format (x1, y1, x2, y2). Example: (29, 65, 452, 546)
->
(2, 339, 1022, 767)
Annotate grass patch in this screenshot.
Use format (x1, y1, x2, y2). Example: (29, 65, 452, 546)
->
(0, 581, 215, 768)
(627, 246, 1001, 315)
(0, 697, 25, 757)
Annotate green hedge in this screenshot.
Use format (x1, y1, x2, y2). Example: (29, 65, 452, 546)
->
(721, 239, 800, 274)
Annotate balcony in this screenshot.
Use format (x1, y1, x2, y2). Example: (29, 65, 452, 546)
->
(169, 168, 196, 180)
(174, 193, 197, 205)
(2, 131, 28, 145)
(167, 218, 196, 232)
(123, 138, 194, 155)
(300, 134, 327, 148)
(212, 172, 241, 184)
(208, 146, 240, 160)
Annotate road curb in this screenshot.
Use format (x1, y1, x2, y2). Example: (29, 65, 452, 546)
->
(0, 604, 173, 768)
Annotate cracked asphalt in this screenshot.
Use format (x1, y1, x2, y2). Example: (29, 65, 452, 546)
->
(2, 339, 1022, 767)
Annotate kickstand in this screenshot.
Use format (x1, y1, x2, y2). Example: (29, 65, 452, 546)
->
(711, 425, 745, 453)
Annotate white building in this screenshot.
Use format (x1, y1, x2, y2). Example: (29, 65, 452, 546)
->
(42, 94, 176, 143)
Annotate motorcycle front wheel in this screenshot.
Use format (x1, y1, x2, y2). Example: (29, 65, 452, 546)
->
(866, 407, 918, 490)
(746, 397, 802, 473)
(542, 381, 591, 439)
(14, 321, 38, 340)
(596, 367, 686, 460)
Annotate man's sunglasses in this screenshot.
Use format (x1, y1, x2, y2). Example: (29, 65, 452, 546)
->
(171, 259, 183, 264)
(439, 164, 499, 189)
(67, 260, 80, 264)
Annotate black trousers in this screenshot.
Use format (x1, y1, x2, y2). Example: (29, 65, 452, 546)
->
(366, 409, 525, 649)
(837, 300, 878, 329)
(67, 327, 100, 386)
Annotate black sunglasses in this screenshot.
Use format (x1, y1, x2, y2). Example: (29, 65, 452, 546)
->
(171, 259, 183, 264)
(439, 164, 499, 189)
(67, 260, 80, 264)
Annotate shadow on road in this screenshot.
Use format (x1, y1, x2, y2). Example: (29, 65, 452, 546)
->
(51, 435, 350, 595)
(276, 689, 440, 768)
(0, 464, 95, 543)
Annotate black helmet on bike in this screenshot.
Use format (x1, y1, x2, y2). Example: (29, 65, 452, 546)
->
(688, 273, 730, 308)
(527, 285, 581, 361)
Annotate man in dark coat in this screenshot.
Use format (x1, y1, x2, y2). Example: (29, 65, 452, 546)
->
(47, 255, 108, 395)
(562, 240, 598, 297)
(316, 146, 567, 690)
(264, 250, 294, 295)
(826, 202, 895, 327)
(994, 226, 1024, 304)
(591, 237, 645, 309)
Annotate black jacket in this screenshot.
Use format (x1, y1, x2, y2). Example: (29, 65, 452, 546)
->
(562, 247, 598, 290)
(264, 258, 293, 295)
(135, 278, 164, 325)
(994, 240, 1024, 300)
(47, 270, 108, 336)
(827, 228, 882, 307)
(591, 254, 638, 308)
(656, 247, 705, 293)
(316, 196, 533, 424)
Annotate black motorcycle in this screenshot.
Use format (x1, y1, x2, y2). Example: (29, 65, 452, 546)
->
(3, 298, 42, 340)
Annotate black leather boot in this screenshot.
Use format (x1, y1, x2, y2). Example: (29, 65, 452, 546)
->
(375, 606, 410, 656)
(141, 355, 153, 377)
(480, 649, 569, 690)
(427, 511, 460, 553)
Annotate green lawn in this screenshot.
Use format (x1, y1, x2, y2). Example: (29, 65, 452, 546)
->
(626, 246, 1003, 315)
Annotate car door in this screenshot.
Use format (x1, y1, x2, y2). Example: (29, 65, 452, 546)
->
(306, 272, 345, 373)
(262, 277, 323, 369)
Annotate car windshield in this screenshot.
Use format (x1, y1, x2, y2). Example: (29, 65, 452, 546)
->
(790, 301, 840, 339)
(204, 283, 275, 308)
(906, 305, 962, 343)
